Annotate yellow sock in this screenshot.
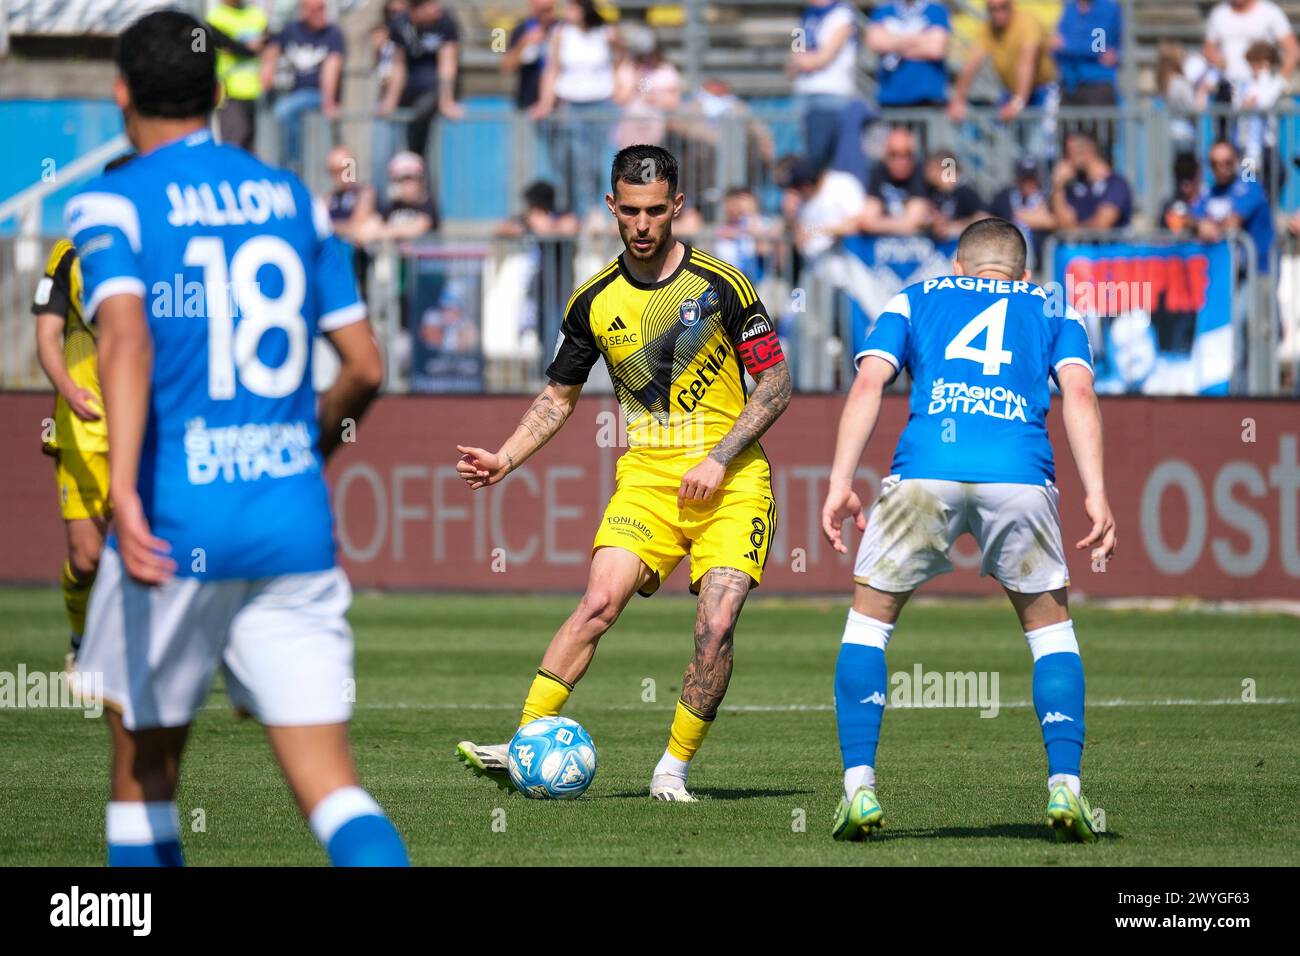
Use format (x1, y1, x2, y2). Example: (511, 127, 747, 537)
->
(666, 698, 715, 762)
(61, 560, 93, 639)
(519, 668, 574, 728)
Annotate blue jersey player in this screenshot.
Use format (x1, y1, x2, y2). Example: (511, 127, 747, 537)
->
(821, 218, 1116, 843)
(67, 11, 406, 866)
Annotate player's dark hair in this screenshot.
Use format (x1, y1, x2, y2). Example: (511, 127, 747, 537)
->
(611, 145, 679, 197)
(115, 10, 217, 120)
(956, 217, 1027, 278)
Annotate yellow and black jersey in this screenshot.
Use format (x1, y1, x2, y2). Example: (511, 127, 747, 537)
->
(546, 244, 784, 486)
(32, 239, 107, 455)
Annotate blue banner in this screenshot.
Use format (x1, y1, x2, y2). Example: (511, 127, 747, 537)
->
(840, 235, 958, 357)
(1054, 240, 1234, 395)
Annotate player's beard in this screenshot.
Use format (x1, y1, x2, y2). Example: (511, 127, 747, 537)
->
(622, 222, 672, 263)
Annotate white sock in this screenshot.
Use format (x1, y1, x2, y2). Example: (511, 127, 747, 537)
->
(1025, 619, 1079, 660)
(308, 786, 382, 847)
(1048, 773, 1081, 797)
(107, 801, 179, 845)
(653, 750, 689, 781)
(844, 765, 876, 801)
(843, 609, 894, 649)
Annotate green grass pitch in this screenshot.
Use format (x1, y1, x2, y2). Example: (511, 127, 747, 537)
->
(2, 587, 1297, 866)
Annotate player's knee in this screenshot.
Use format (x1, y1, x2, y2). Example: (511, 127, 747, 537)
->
(576, 588, 622, 634)
(69, 541, 101, 581)
(695, 609, 735, 656)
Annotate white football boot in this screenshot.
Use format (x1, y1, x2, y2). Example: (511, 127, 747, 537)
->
(455, 740, 513, 792)
(650, 773, 699, 802)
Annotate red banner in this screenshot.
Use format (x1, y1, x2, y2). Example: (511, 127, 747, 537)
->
(1, 392, 1296, 598)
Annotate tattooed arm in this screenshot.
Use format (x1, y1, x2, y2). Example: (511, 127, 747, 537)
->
(456, 381, 581, 489)
(678, 361, 792, 504)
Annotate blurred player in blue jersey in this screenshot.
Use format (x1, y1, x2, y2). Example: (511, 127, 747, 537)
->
(821, 218, 1116, 843)
(66, 11, 406, 867)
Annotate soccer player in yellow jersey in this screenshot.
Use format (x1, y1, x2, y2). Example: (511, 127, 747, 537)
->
(455, 145, 792, 800)
(33, 238, 108, 669)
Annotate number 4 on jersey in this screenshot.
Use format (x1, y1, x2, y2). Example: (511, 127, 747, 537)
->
(945, 297, 1013, 375)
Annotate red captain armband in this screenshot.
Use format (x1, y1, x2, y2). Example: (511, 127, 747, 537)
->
(736, 314, 785, 375)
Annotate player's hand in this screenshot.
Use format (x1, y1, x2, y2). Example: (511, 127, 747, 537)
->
(821, 481, 865, 554)
(678, 456, 726, 507)
(439, 99, 465, 120)
(1076, 491, 1116, 564)
(64, 387, 102, 422)
(111, 491, 176, 585)
(456, 445, 509, 489)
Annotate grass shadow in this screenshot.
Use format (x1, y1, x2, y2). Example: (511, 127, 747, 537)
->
(601, 787, 812, 801)
(871, 822, 1119, 843)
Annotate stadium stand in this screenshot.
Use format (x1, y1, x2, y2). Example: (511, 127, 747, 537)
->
(2, 1, 1299, 395)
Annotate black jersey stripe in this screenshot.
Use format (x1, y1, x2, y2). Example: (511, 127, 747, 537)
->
(691, 249, 757, 307)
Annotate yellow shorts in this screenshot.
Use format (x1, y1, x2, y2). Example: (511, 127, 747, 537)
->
(593, 477, 778, 596)
(54, 447, 110, 521)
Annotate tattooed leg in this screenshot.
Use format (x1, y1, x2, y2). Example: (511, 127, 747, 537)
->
(651, 568, 753, 798)
(682, 567, 752, 716)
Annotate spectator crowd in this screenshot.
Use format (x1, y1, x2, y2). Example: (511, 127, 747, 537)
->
(197, 0, 1300, 390)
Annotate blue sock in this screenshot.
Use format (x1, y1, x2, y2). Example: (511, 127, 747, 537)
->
(1027, 621, 1086, 779)
(106, 801, 184, 867)
(834, 611, 893, 774)
(108, 840, 184, 867)
(310, 786, 409, 867)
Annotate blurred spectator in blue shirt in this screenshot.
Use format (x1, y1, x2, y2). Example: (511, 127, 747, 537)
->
(788, 1, 862, 175)
(1052, 0, 1123, 106)
(866, 1, 950, 108)
(1159, 152, 1206, 236)
(1193, 139, 1274, 274)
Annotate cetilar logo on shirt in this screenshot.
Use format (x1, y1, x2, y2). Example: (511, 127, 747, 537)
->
(184, 417, 317, 485)
(928, 378, 1029, 422)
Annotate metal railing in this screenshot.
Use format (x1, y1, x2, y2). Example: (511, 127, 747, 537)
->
(1278, 231, 1300, 394)
(3, 224, 1289, 397)
(278, 99, 1300, 230)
